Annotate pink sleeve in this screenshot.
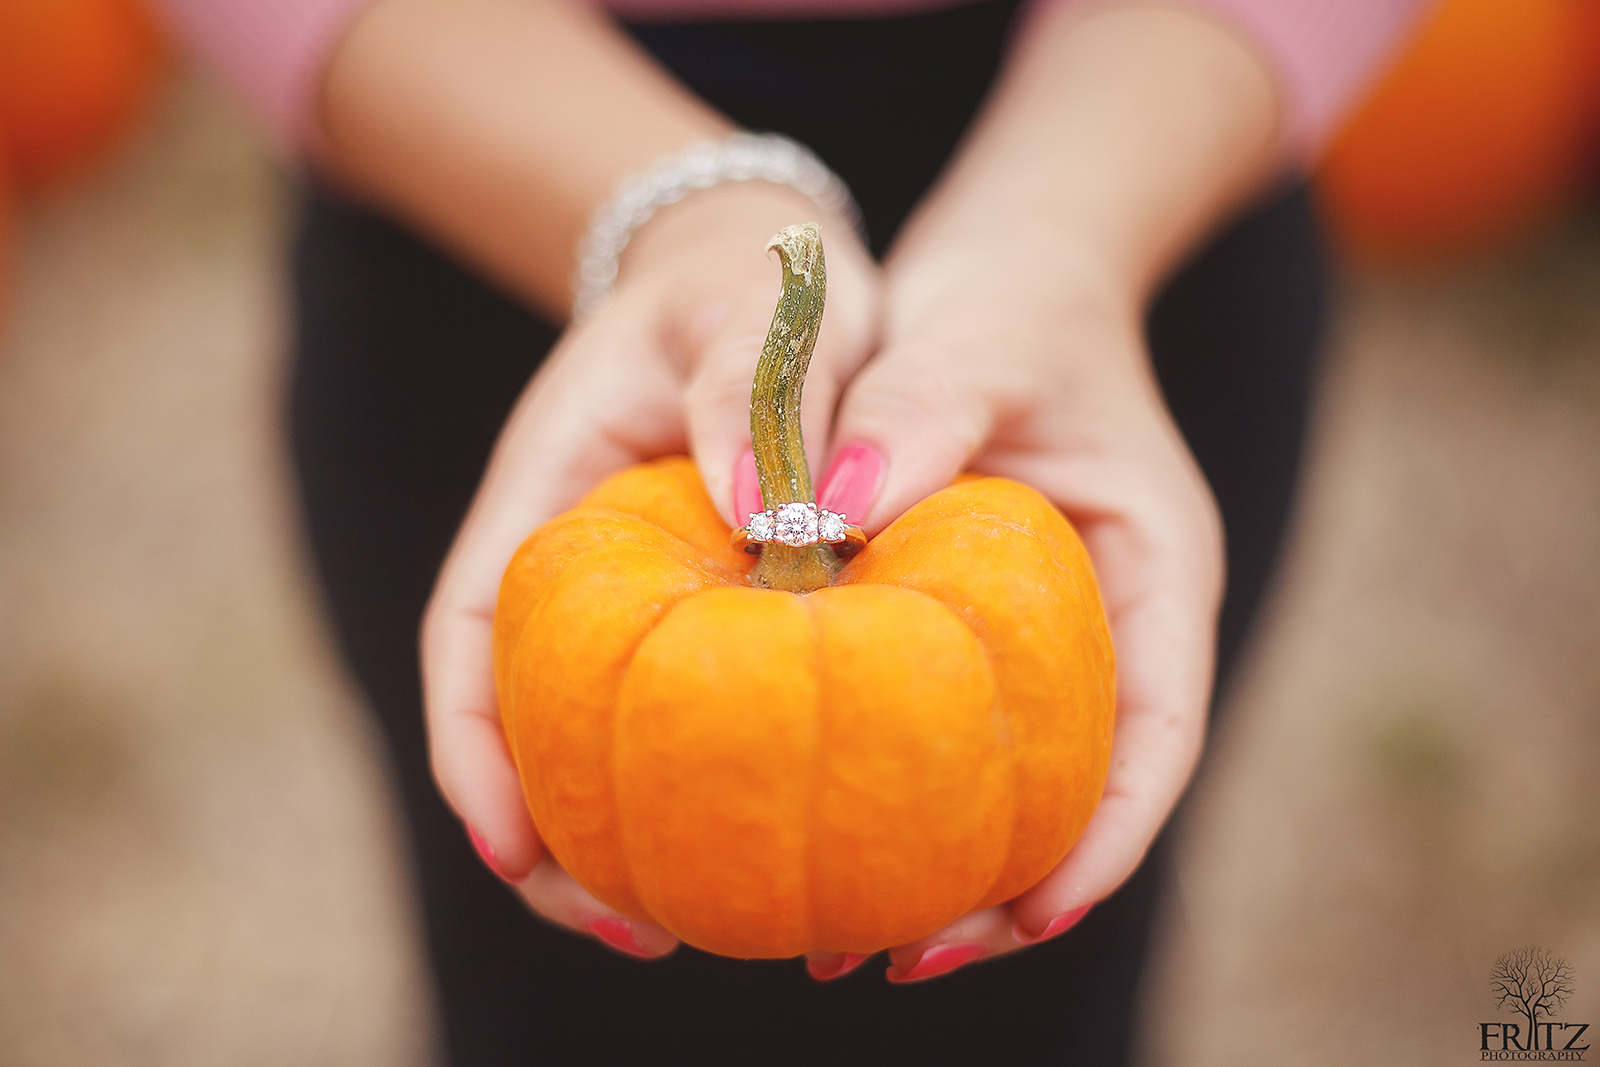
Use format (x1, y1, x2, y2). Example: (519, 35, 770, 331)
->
(149, 0, 377, 147)
(1184, 0, 1432, 156)
(153, 0, 1430, 156)
(1033, 0, 1433, 158)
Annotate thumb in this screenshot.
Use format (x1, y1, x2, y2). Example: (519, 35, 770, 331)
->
(818, 343, 995, 534)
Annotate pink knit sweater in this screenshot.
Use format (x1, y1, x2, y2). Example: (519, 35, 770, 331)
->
(150, 0, 1427, 158)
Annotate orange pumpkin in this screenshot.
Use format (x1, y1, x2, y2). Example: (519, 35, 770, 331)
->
(0, 0, 166, 191)
(1317, 0, 1589, 260)
(493, 226, 1115, 958)
(0, 162, 12, 325)
(1578, 0, 1600, 181)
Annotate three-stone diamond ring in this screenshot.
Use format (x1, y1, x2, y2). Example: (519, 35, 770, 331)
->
(732, 501, 867, 559)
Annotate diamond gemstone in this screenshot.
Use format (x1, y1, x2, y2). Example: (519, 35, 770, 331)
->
(818, 510, 847, 542)
(773, 502, 818, 546)
(747, 511, 775, 542)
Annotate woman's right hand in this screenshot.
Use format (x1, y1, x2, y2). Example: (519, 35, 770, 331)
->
(318, 0, 885, 961)
(418, 182, 879, 957)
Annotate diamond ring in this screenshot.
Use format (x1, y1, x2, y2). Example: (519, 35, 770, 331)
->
(731, 502, 867, 558)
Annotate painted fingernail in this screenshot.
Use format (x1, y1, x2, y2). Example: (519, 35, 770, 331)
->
(466, 824, 515, 884)
(733, 447, 762, 523)
(817, 442, 883, 525)
(587, 917, 651, 958)
(886, 942, 985, 984)
(1013, 905, 1092, 946)
(806, 952, 869, 982)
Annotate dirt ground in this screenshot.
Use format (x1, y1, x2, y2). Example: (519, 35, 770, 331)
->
(1141, 202, 1600, 1064)
(1, 74, 1596, 1066)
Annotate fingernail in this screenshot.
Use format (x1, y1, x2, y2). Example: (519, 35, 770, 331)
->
(817, 442, 883, 525)
(733, 447, 762, 523)
(886, 942, 985, 984)
(806, 952, 869, 982)
(466, 824, 515, 884)
(1013, 905, 1092, 946)
(587, 917, 651, 958)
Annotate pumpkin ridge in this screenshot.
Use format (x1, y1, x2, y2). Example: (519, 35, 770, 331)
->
(867, 515, 1097, 643)
(509, 536, 719, 918)
(495, 510, 632, 716)
(504, 524, 728, 761)
(569, 504, 742, 581)
(965, 618, 1021, 912)
(847, 505, 1111, 912)
(496, 506, 734, 711)
(573, 458, 753, 577)
(800, 592, 824, 952)
(600, 587, 718, 921)
(612, 587, 819, 954)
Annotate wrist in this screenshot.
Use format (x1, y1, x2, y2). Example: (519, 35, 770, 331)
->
(884, 227, 1145, 393)
(888, 4, 1281, 304)
(880, 229, 1169, 439)
(317, 0, 733, 320)
(887, 222, 1131, 331)
(615, 181, 871, 335)
(578, 132, 860, 320)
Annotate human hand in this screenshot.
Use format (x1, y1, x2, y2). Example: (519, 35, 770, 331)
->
(803, 239, 1224, 983)
(419, 183, 878, 958)
(796, 0, 1279, 981)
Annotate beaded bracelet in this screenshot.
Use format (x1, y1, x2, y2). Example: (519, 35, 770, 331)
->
(570, 131, 861, 321)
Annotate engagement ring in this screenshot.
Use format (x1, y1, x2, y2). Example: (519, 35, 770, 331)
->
(732, 502, 866, 558)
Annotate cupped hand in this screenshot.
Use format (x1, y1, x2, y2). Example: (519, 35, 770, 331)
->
(419, 182, 879, 958)
(805, 244, 1225, 983)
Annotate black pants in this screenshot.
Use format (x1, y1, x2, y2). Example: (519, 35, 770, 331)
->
(288, 3, 1324, 1063)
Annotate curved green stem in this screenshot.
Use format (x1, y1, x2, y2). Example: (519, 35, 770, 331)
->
(749, 223, 840, 593)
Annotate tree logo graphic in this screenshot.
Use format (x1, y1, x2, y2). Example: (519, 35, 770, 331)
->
(1480, 946, 1589, 1059)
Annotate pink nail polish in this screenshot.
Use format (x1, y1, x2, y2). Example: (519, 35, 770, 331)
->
(466, 825, 515, 884)
(817, 443, 883, 525)
(1013, 905, 1092, 946)
(887, 942, 985, 983)
(587, 917, 651, 958)
(806, 952, 869, 981)
(733, 447, 762, 523)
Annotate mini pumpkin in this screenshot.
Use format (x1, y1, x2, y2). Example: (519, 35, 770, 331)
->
(494, 225, 1114, 958)
(1317, 0, 1589, 259)
(0, 0, 166, 191)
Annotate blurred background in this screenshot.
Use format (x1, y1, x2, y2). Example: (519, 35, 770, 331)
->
(0, 0, 1597, 1063)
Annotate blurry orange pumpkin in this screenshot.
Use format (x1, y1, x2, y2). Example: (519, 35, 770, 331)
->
(0, 162, 12, 325)
(493, 228, 1114, 958)
(0, 0, 166, 190)
(1318, 0, 1590, 260)
(1577, 0, 1600, 181)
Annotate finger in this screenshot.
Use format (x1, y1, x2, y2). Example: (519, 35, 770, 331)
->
(681, 298, 768, 526)
(732, 446, 762, 524)
(802, 950, 873, 982)
(684, 267, 877, 526)
(819, 337, 994, 534)
(1010, 479, 1223, 939)
(517, 857, 680, 959)
(1009, 589, 1210, 935)
(872, 898, 1099, 983)
(422, 309, 686, 880)
(880, 906, 1018, 983)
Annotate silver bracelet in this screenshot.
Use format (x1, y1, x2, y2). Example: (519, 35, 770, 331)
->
(571, 132, 861, 321)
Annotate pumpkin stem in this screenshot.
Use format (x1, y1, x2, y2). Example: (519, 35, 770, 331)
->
(749, 223, 840, 593)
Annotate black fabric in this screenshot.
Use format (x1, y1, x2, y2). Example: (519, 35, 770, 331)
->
(287, 2, 1324, 1062)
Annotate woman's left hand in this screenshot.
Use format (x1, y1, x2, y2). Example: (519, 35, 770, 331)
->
(800, 1, 1285, 982)
(804, 237, 1225, 983)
